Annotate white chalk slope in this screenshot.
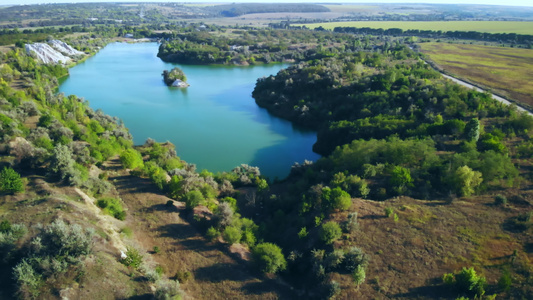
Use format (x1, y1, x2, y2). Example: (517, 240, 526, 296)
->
(25, 40, 84, 64)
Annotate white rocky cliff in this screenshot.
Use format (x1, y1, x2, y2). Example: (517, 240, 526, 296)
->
(49, 40, 85, 56)
(25, 40, 84, 64)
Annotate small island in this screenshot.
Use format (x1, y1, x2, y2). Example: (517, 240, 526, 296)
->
(162, 67, 189, 87)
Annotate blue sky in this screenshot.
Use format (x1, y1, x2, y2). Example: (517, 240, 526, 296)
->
(2, 0, 533, 7)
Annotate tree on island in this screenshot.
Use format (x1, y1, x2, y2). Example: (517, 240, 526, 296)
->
(162, 67, 188, 87)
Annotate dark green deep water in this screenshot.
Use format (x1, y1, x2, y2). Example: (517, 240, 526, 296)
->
(59, 42, 319, 179)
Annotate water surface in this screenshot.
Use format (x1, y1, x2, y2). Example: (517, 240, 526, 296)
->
(59, 42, 319, 179)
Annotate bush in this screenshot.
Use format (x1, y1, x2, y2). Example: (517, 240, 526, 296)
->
(0, 167, 24, 194)
(352, 264, 366, 286)
(13, 259, 42, 299)
(494, 194, 507, 205)
(121, 247, 143, 269)
(222, 226, 241, 244)
(206, 226, 220, 241)
(96, 197, 126, 220)
(252, 242, 287, 274)
(384, 207, 394, 217)
(183, 190, 204, 210)
(154, 279, 182, 300)
(38, 219, 94, 258)
(343, 246, 369, 272)
(175, 270, 191, 283)
(443, 267, 487, 297)
(319, 221, 342, 245)
(119, 149, 144, 169)
(344, 212, 358, 232)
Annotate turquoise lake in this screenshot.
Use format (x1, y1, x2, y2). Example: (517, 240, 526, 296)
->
(59, 42, 319, 179)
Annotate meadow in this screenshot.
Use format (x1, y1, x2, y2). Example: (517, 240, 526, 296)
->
(419, 42, 533, 107)
(301, 21, 533, 35)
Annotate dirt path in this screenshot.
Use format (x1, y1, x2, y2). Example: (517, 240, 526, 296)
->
(74, 187, 128, 255)
(105, 164, 294, 299)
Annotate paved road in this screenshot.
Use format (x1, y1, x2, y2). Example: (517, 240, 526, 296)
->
(441, 74, 531, 115)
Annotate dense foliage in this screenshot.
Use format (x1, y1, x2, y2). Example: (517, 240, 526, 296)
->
(162, 67, 187, 86)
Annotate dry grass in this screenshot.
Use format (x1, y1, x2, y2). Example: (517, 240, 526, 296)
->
(104, 158, 294, 299)
(419, 42, 533, 107)
(330, 194, 533, 298)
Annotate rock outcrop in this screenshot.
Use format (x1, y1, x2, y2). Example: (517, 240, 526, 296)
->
(25, 40, 84, 64)
(49, 40, 85, 56)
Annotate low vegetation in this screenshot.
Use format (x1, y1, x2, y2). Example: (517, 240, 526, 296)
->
(419, 42, 533, 107)
(1, 7, 533, 299)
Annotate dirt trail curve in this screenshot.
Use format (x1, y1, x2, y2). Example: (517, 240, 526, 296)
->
(74, 187, 128, 255)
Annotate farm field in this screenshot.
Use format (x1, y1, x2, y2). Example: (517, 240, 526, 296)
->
(301, 21, 533, 35)
(419, 42, 533, 107)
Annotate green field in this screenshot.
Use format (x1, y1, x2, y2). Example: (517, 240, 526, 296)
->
(419, 42, 533, 106)
(301, 21, 533, 35)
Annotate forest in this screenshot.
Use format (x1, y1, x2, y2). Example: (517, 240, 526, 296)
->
(0, 4, 533, 299)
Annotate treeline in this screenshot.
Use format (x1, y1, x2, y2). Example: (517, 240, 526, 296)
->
(253, 43, 527, 200)
(157, 29, 370, 65)
(205, 3, 330, 17)
(333, 26, 533, 45)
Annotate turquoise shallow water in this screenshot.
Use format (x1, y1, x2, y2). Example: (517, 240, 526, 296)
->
(59, 42, 319, 179)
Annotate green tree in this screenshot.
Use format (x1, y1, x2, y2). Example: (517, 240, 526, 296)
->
(252, 242, 287, 274)
(389, 166, 413, 195)
(319, 221, 342, 244)
(0, 167, 24, 194)
(119, 149, 144, 169)
(443, 267, 486, 297)
(352, 264, 366, 287)
(464, 118, 481, 142)
(222, 226, 241, 244)
(454, 165, 483, 196)
(183, 190, 204, 210)
(330, 187, 352, 211)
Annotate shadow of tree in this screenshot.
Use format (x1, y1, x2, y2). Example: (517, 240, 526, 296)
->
(157, 223, 197, 240)
(241, 278, 296, 298)
(194, 263, 252, 283)
(126, 294, 152, 300)
(147, 203, 178, 213)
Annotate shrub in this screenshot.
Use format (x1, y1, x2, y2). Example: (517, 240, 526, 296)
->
(384, 207, 394, 217)
(183, 190, 204, 210)
(443, 267, 487, 297)
(494, 194, 507, 206)
(0, 167, 24, 194)
(222, 226, 241, 244)
(453, 165, 483, 196)
(37, 219, 94, 258)
(206, 226, 220, 241)
(154, 279, 182, 300)
(214, 202, 234, 228)
(119, 149, 144, 169)
(121, 247, 143, 269)
(319, 221, 342, 245)
(343, 246, 369, 272)
(13, 259, 42, 299)
(175, 270, 191, 283)
(96, 197, 126, 220)
(344, 212, 358, 232)
(352, 264, 366, 287)
(252, 242, 287, 274)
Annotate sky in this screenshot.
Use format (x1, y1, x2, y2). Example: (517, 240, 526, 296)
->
(2, 0, 533, 7)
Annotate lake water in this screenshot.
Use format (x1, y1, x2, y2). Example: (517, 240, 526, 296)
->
(59, 42, 319, 179)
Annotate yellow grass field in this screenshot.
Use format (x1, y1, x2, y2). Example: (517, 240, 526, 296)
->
(419, 42, 533, 106)
(301, 21, 533, 35)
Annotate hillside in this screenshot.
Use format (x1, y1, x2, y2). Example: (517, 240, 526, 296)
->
(1, 25, 533, 300)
